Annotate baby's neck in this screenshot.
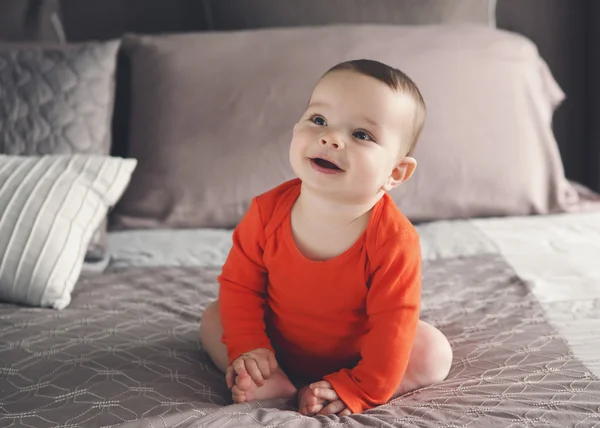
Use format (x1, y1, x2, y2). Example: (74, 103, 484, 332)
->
(295, 185, 380, 229)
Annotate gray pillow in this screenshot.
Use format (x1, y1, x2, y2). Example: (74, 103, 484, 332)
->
(0, 40, 121, 265)
(0, 154, 137, 309)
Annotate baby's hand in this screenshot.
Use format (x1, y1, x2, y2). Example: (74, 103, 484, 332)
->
(309, 380, 352, 417)
(298, 384, 326, 415)
(225, 348, 278, 389)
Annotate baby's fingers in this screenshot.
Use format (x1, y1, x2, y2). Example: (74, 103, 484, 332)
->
(300, 403, 323, 416)
(232, 358, 248, 378)
(255, 356, 273, 380)
(307, 394, 325, 415)
(312, 387, 339, 401)
(267, 351, 278, 372)
(299, 392, 324, 415)
(244, 358, 265, 386)
(318, 400, 347, 416)
(310, 380, 332, 390)
(307, 403, 323, 415)
(338, 408, 352, 417)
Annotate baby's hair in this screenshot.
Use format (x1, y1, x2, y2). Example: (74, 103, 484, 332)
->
(325, 59, 426, 155)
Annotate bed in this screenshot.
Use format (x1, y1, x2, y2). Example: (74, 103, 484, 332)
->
(3, 213, 600, 427)
(1, 1, 600, 427)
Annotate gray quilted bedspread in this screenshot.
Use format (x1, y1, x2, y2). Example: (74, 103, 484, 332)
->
(1, 254, 599, 427)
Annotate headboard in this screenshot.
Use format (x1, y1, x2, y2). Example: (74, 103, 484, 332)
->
(53, 0, 598, 192)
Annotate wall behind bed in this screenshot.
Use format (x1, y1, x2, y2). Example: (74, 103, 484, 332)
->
(11, 0, 597, 193)
(495, 0, 592, 192)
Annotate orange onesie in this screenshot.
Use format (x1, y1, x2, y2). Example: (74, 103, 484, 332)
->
(218, 178, 421, 413)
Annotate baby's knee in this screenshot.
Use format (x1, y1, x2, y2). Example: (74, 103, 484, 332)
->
(412, 322, 453, 384)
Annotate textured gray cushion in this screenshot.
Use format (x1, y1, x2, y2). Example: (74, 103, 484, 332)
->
(0, 154, 136, 309)
(0, 40, 121, 264)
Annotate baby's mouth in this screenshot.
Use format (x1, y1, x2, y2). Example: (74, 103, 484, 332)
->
(310, 157, 344, 171)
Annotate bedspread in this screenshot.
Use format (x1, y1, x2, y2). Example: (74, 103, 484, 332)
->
(1, 251, 599, 427)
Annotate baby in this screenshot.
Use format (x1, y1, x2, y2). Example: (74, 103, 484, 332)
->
(200, 59, 453, 416)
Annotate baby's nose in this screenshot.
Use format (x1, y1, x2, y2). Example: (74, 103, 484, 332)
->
(320, 134, 342, 149)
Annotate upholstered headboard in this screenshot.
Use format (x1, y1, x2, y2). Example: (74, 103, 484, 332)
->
(2, 0, 597, 192)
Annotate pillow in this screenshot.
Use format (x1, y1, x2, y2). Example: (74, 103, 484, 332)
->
(0, 0, 64, 42)
(0, 40, 121, 264)
(0, 154, 136, 309)
(210, 0, 497, 29)
(111, 25, 578, 229)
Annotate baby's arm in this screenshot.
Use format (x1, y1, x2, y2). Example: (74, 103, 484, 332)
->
(323, 230, 421, 413)
(219, 199, 275, 374)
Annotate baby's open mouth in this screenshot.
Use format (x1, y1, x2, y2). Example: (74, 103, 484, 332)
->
(311, 158, 343, 171)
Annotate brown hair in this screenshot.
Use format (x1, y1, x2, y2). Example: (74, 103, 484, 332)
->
(325, 59, 426, 155)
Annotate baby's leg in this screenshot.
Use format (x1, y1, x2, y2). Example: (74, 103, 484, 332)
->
(299, 321, 451, 416)
(393, 320, 453, 397)
(200, 300, 297, 403)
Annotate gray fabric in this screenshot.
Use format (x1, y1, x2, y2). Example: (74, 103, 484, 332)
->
(107, 228, 235, 268)
(85, 219, 109, 262)
(0, 0, 64, 42)
(210, 0, 497, 29)
(58, 0, 211, 42)
(1, 254, 598, 426)
(0, 154, 136, 309)
(0, 40, 120, 263)
(103, 221, 497, 269)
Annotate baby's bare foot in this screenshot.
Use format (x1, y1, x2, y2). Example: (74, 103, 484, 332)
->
(297, 385, 325, 415)
(231, 369, 297, 403)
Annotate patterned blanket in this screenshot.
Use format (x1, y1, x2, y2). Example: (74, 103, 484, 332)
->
(1, 254, 599, 427)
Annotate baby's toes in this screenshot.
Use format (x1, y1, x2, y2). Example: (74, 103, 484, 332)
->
(231, 385, 247, 403)
(235, 374, 255, 392)
(303, 395, 318, 410)
(298, 390, 323, 415)
(232, 395, 246, 403)
(310, 397, 325, 413)
(298, 406, 310, 416)
(309, 403, 324, 414)
(231, 385, 248, 403)
(300, 402, 323, 415)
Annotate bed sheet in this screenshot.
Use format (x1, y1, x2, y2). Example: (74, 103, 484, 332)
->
(107, 211, 600, 378)
(419, 211, 600, 378)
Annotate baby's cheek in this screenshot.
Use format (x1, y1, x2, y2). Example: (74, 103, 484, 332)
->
(354, 160, 384, 186)
(291, 129, 311, 150)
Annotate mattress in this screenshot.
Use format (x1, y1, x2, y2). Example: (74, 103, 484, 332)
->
(1, 212, 600, 427)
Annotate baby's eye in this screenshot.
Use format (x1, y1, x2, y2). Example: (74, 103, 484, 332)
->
(353, 130, 373, 141)
(310, 115, 327, 126)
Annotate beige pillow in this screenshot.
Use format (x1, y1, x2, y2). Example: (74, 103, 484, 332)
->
(111, 25, 578, 229)
(0, 154, 136, 309)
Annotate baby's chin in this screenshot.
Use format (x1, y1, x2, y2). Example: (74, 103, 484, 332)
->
(300, 180, 382, 205)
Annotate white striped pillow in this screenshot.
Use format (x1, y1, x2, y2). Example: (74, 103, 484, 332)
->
(0, 155, 137, 309)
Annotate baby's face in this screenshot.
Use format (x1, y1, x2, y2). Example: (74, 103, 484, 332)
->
(289, 70, 416, 204)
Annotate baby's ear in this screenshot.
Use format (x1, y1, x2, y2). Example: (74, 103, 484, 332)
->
(383, 157, 417, 192)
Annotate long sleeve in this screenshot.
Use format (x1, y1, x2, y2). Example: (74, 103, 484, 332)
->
(324, 229, 422, 413)
(218, 198, 273, 364)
